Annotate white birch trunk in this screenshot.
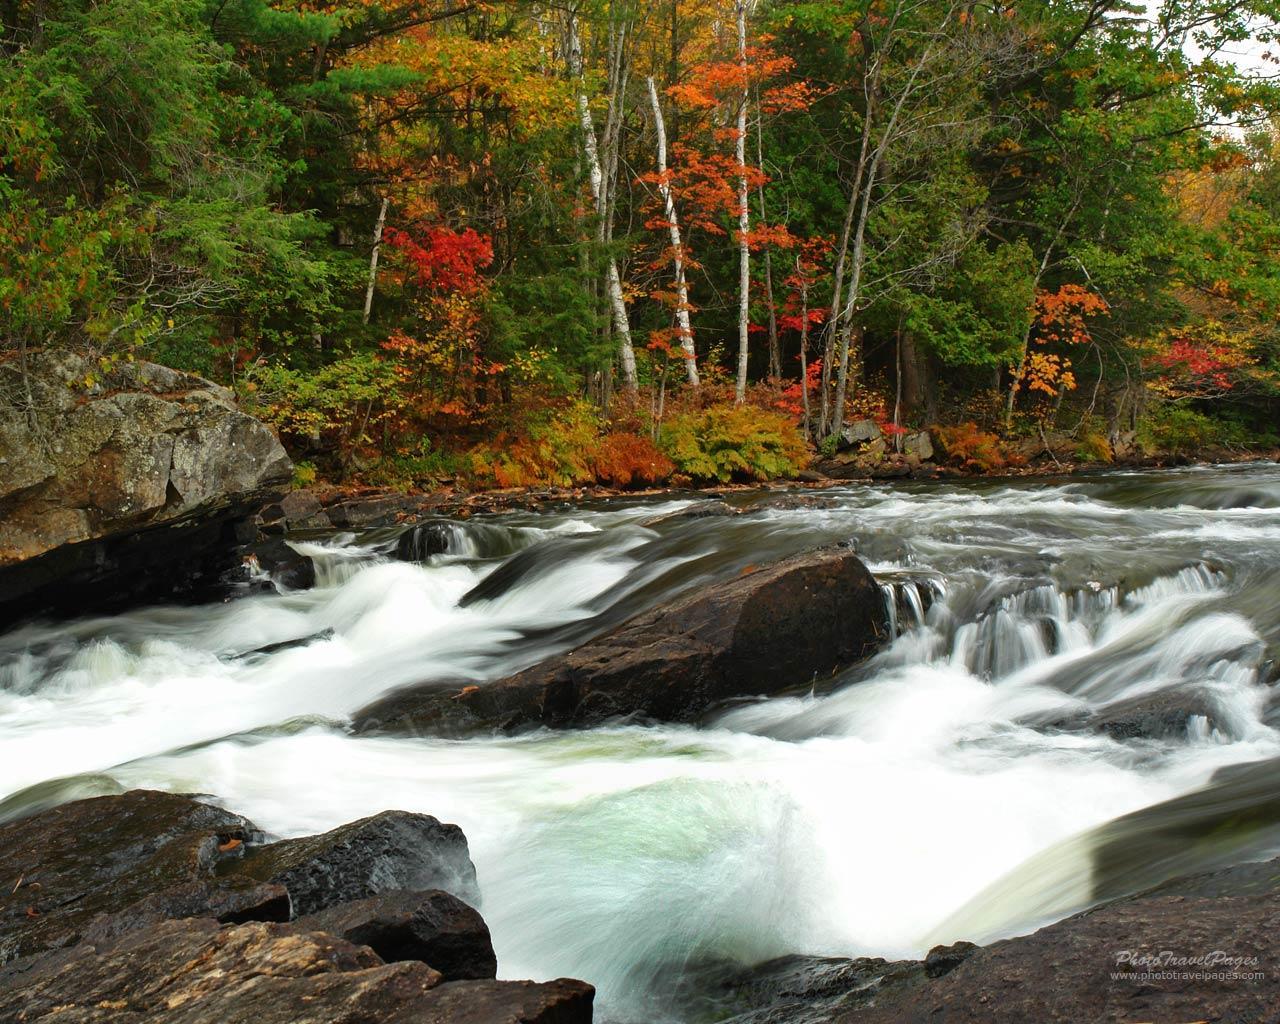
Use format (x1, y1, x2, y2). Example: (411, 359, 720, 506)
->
(646, 76, 699, 386)
(733, 0, 751, 404)
(569, 14, 638, 391)
(362, 197, 389, 325)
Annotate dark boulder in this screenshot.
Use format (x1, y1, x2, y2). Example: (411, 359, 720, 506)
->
(239, 536, 317, 591)
(355, 545, 889, 735)
(0, 789, 258, 961)
(1035, 689, 1223, 742)
(232, 810, 481, 916)
(0, 352, 292, 622)
(396, 520, 459, 561)
(295, 889, 496, 980)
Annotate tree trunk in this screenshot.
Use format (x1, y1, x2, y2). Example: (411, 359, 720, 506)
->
(755, 98, 779, 379)
(798, 255, 811, 439)
(569, 14, 638, 392)
(647, 76, 699, 386)
(899, 327, 924, 421)
(820, 190, 859, 435)
(362, 197, 389, 325)
(733, 0, 751, 404)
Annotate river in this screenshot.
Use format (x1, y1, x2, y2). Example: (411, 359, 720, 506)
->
(2, 464, 1278, 1021)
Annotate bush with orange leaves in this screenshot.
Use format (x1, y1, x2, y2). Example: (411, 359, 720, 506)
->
(592, 433, 675, 488)
(934, 422, 1021, 473)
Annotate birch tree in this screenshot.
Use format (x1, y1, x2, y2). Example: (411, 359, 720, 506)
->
(646, 75, 700, 385)
(733, 0, 751, 404)
(568, 8, 638, 392)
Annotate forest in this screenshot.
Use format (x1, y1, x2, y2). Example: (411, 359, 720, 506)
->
(4, 0, 1280, 489)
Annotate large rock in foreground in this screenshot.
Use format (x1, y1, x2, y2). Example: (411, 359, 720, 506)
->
(0, 918, 594, 1024)
(0, 792, 480, 961)
(0, 351, 291, 621)
(355, 545, 889, 735)
(0, 791, 596, 1021)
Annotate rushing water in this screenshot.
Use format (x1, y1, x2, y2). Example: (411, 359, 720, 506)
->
(2, 464, 1280, 1021)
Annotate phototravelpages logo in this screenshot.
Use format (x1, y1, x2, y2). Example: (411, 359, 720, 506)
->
(1110, 949, 1265, 984)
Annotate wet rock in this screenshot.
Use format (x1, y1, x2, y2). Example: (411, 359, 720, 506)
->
(295, 889, 496, 980)
(0, 918, 593, 1024)
(396, 520, 457, 560)
(232, 810, 481, 916)
(683, 953, 927, 1024)
(922, 939, 977, 978)
(0, 352, 291, 622)
(355, 545, 889, 735)
(1038, 689, 1222, 741)
(641, 499, 740, 527)
(796, 469, 829, 483)
(413, 978, 595, 1023)
(1093, 691, 1222, 740)
(79, 881, 291, 943)
(240, 536, 316, 591)
(751, 493, 839, 511)
(0, 918, 445, 1024)
(0, 790, 257, 961)
(835, 856, 1280, 1024)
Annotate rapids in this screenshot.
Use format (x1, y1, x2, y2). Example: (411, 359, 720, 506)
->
(2, 464, 1279, 1021)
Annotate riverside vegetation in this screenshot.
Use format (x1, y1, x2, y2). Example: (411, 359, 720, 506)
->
(4, 0, 1280, 490)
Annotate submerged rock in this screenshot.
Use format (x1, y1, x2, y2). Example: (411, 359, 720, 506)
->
(232, 810, 481, 917)
(355, 545, 889, 735)
(295, 890, 496, 980)
(0, 352, 291, 622)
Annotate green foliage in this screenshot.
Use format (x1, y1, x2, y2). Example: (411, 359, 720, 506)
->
(239, 354, 399, 446)
(1136, 404, 1262, 454)
(465, 401, 604, 489)
(292, 461, 318, 488)
(659, 405, 810, 482)
(1075, 430, 1114, 464)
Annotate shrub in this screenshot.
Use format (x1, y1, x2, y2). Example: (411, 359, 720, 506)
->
(934, 421, 1011, 472)
(291, 460, 318, 488)
(1136, 404, 1254, 454)
(464, 400, 601, 488)
(1075, 430, 1113, 463)
(592, 432, 675, 488)
(659, 405, 810, 483)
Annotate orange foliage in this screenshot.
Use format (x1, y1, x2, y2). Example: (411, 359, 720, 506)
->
(591, 432, 676, 488)
(935, 422, 1016, 472)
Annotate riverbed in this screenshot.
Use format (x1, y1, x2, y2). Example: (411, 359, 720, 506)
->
(2, 464, 1278, 1021)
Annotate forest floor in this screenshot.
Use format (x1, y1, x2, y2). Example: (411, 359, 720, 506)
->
(292, 445, 1280, 524)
